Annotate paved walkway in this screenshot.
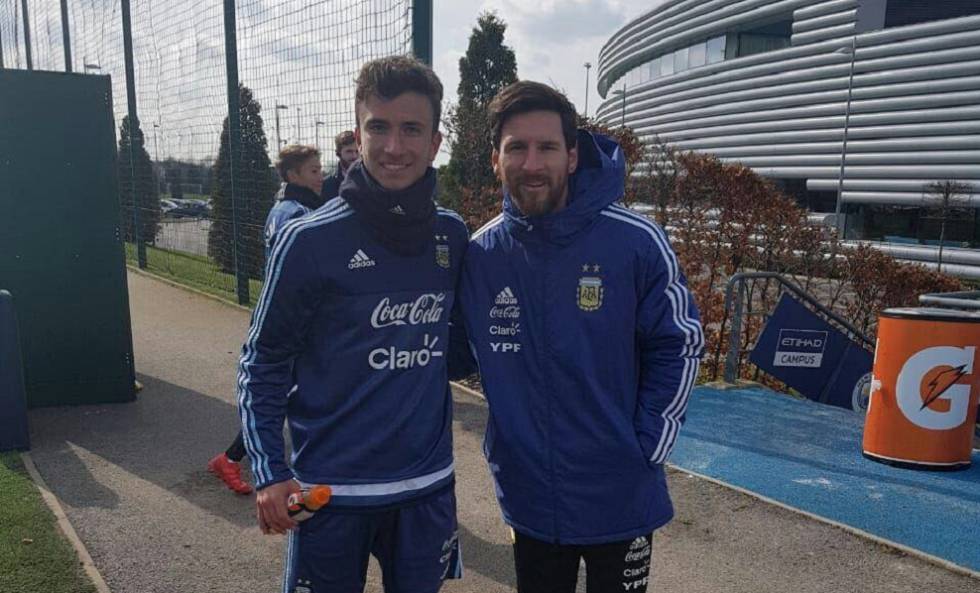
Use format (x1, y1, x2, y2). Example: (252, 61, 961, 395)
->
(24, 272, 980, 592)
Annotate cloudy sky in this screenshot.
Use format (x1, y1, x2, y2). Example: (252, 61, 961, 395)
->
(433, 1, 647, 162)
(0, 0, 649, 164)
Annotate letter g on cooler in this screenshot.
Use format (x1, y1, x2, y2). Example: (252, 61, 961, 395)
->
(895, 346, 974, 430)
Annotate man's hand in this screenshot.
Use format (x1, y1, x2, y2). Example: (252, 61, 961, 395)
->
(256, 479, 302, 535)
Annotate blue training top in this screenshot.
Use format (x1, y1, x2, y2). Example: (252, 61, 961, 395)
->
(240, 197, 468, 508)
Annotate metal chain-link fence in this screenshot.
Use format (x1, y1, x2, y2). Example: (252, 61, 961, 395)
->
(1, 0, 430, 305)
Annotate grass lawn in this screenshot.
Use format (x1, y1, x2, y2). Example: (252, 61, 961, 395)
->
(126, 243, 263, 308)
(0, 453, 97, 593)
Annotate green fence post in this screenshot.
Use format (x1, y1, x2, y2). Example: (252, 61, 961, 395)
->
(120, 0, 146, 268)
(60, 0, 73, 73)
(20, 0, 33, 70)
(223, 0, 249, 306)
(411, 0, 433, 65)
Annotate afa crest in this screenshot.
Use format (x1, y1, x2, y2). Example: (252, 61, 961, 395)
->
(435, 235, 451, 268)
(577, 276, 604, 311)
(436, 245, 451, 268)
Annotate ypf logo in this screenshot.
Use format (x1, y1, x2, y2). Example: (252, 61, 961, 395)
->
(895, 346, 975, 430)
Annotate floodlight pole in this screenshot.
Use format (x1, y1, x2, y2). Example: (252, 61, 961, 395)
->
(835, 35, 857, 240)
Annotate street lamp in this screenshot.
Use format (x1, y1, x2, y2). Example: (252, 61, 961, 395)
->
(274, 103, 288, 149)
(315, 120, 325, 151)
(583, 62, 592, 117)
(295, 106, 302, 144)
(834, 35, 857, 240)
(152, 122, 160, 163)
(611, 84, 627, 128)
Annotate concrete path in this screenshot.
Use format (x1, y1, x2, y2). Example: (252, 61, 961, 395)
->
(24, 271, 979, 592)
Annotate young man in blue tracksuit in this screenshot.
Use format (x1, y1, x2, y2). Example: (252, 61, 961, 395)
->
(209, 145, 328, 496)
(264, 144, 328, 255)
(457, 81, 704, 592)
(238, 56, 466, 593)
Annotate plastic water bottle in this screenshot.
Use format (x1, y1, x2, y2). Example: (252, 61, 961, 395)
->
(287, 485, 332, 522)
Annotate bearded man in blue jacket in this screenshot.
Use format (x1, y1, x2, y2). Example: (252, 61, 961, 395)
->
(239, 56, 466, 593)
(458, 81, 704, 593)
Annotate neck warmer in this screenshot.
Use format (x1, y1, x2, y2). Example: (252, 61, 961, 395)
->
(339, 161, 437, 256)
(282, 183, 325, 211)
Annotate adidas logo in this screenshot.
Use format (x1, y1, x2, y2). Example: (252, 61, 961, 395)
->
(495, 287, 518, 306)
(348, 249, 376, 270)
(629, 536, 648, 550)
(389, 204, 406, 215)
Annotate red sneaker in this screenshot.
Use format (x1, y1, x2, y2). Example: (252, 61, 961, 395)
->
(207, 453, 253, 494)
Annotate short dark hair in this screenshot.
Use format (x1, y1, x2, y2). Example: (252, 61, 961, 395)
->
(276, 144, 320, 182)
(355, 56, 443, 131)
(334, 130, 355, 156)
(488, 81, 578, 151)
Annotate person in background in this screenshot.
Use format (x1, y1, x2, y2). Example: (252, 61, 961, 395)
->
(207, 144, 325, 495)
(264, 145, 326, 252)
(320, 130, 358, 201)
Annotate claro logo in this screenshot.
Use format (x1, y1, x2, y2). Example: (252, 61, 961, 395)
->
(895, 346, 975, 430)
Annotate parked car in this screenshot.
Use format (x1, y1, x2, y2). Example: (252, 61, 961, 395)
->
(160, 198, 209, 219)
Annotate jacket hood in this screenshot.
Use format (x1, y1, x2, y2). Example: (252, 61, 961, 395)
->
(502, 129, 625, 246)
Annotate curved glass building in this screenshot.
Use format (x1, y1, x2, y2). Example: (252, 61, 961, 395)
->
(596, 0, 980, 252)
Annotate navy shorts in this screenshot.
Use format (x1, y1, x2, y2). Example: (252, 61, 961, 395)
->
(282, 486, 461, 593)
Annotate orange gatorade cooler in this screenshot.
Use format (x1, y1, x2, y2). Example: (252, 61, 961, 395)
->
(863, 308, 980, 471)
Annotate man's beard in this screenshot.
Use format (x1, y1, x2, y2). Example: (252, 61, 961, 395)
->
(510, 175, 568, 218)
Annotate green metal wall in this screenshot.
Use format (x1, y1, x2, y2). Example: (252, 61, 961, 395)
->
(0, 70, 136, 407)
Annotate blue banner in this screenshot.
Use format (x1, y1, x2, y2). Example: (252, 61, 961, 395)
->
(749, 293, 873, 412)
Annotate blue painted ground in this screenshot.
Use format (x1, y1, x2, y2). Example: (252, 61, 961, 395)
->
(672, 386, 980, 572)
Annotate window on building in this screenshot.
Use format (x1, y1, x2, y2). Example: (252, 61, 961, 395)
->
(689, 41, 707, 68)
(735, 19, 792, 58)
(853, 204, 977, 247)
(673, 47, 689, 73)
(706, 35, 726, 64)
(885, 0, 980, 28)
(647, 56, 660, 81)
(660, 53, 674, 77)
(771, 179, 837, 213)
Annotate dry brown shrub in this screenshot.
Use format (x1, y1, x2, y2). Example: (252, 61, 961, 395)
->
(662, 153, 964, 382)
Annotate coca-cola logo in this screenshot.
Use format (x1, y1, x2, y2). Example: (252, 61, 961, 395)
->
(371, 293, 446, 328)
(490, 305, 521, 319)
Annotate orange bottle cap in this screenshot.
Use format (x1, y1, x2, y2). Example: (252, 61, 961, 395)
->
(307, 485, 332, 508)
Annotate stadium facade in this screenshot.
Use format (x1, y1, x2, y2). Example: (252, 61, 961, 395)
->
(595, 0, 980, 257)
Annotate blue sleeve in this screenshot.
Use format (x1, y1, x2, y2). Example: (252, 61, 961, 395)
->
(264, 201, 309, 260)
(238, 227, 323, 489)
(633, 231, 704, 466)
(447, 299, 476, 380)
(447, 219, 476, 381)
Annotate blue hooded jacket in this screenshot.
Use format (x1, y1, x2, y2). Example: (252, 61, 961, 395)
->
(459, 130, 704, 544)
